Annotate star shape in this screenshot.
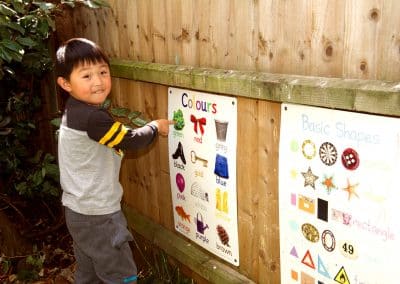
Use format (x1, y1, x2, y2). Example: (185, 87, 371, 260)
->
(321, 175, 337, 194)
(342, 178, 359, 200)
(301, 166, 319, 189)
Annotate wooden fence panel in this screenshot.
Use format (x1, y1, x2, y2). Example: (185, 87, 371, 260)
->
(53, 1, 400, 282)
(64, 0, 400, 80)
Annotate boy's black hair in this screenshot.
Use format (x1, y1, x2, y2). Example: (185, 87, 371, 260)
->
(56, 38, 110, 79)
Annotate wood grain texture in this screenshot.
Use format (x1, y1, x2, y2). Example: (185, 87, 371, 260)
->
(59, 0, 400, 81)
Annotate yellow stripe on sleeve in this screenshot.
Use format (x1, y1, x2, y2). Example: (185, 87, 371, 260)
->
(107, 124, 128, 148)
(99, 122, 121, 145)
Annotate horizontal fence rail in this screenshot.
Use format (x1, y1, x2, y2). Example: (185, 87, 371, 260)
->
(110, 59, 400, 117)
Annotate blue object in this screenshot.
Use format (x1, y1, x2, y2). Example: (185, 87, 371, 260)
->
(214, 154, 229, 178)
(123, 275, 138, 283)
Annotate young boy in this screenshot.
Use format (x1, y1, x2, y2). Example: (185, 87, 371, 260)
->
(56, 38, 172, 283)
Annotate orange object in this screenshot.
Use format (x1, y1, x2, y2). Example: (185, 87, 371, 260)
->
(175, 206, 191, 223)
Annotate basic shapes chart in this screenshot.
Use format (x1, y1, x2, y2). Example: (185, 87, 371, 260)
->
(279, 103, 400, 284)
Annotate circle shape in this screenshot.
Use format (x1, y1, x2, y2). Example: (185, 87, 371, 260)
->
(319, 142, 338, 166)
(302, 140, 316, 160)
(339, 240, 359, 259)
(341, 148, 360, 170)
(321, 230, 336, 252)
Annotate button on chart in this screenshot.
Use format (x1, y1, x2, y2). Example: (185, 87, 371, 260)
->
(341, 148, 359, 170)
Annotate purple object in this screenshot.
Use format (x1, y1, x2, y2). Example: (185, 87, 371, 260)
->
(176, 173, 185, 192)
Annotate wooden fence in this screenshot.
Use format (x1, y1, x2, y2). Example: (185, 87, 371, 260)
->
(53, 1, 400, 283)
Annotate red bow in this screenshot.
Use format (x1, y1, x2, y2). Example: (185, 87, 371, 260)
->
(190, 115, 207, 135)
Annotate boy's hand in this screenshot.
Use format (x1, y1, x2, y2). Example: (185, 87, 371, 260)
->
(150, 119, 175, 136)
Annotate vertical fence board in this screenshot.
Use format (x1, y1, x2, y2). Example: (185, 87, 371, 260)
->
(151, 0, 169, 64)
(343, 0, 384, 79)
(236, 97, 259, 277)
(377, 1, 400, 81)
(256, 101, 281, 284)
(310, 0, 345, 77)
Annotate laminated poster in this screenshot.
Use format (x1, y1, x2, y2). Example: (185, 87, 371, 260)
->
(279, 103, 400, 284)
(168, 87, 239, 266)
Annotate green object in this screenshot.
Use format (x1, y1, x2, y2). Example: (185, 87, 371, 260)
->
(131, 117, 148, 127)
(173, 109, 185, 130)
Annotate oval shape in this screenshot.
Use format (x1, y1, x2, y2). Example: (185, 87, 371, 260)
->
(176, 173, 185, 192)
(301, 223, 319, 243)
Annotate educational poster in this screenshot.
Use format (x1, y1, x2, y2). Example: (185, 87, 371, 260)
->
(168, 87, 239, 266)
(279, 103, 400, 284)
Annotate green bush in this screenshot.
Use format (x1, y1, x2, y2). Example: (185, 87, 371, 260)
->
(0, 0, 109, 198)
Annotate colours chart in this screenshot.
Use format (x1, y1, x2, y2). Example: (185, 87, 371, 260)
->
(168, 87, 239, 265)
(279, 103, 400, 284)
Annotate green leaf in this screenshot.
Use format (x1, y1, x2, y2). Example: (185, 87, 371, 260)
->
(61, 0, 75, 8)
(11, 0, 26, 14)
(83, 0, 110, 9)
(16, 36, 37, 47)
(36, 18, 50, 37)
(111, 107, 130, 117)
(50, 117, 61, 127)
(131, 117, 149, 127)
(41, 166, 46, 178)
(101, 98, 111, 109)
(32, 169, 44, 186)
(4, 21, 25, 33)
(0, 3, 17, 16)
(91, 0, 111, 8)
(28, 150, 43, 164)
(15, 181, 28, 194)
(42, 181, 60, 196)
(32, 2, 56, 11)
(44, 163, 59, 180)
(1, 39, 22, 51)
(45, 15, 55, 31)
(128, 111, 141, 120)
(19, 15, 37, 30)
(43, 153, 55, 163)
(0, 46, 14, 62)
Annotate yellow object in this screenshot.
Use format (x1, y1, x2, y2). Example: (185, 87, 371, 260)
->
(223, 191, 228, 213)
(216, 188, 222, 211)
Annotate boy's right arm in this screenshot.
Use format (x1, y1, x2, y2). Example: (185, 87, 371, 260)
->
(148, 119, 174, 136)
(87, 109, 173, 151)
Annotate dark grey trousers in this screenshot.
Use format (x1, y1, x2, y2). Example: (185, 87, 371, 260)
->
(64, 207, 137, 284)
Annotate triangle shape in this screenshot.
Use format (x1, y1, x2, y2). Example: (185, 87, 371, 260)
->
(301, 249, 315, 269)
(334, 266, 350, 284)
(318, 255, 330, 278)
(290, 246, 298, 258)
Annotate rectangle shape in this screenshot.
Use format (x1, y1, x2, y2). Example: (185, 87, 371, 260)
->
(317, 198, 328, 222)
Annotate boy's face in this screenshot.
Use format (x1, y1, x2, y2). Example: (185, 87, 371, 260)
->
(57, 60, 111, 105)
